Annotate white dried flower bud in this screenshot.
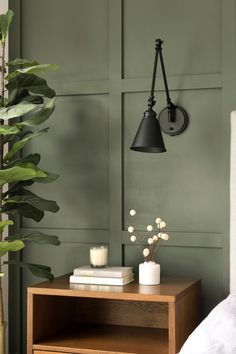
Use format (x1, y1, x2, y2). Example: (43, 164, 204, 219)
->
(153, 235, 158, 241)
(128, 226, 134, 233)
(146, 225, 153, 231)
(160, 221, 166, 229)
(158, 232, 162, 238)
(148, 238, 153, 244)
(143, 248, 150, 257)
(155, 217, 162, 224)
(130, 235, 136, 242)
(129, 209, 136, 216)
(161, 233, 169, 241)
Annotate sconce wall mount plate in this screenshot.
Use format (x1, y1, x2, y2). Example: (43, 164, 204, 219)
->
(158, 105, 188, 136)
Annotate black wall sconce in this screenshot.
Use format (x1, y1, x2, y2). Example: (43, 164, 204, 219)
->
(130, 39, 188, 153)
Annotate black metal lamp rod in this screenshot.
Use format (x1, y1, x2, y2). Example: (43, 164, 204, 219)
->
(148, 38, 174, 121)
(148, 40, 160, 109)
(158, 40, 172, 106)
(149, 39, 172, 104)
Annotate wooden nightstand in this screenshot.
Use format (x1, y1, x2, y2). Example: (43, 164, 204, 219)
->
(27, 274, 200, 354)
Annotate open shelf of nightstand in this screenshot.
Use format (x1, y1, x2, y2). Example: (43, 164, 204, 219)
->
(27, 274, 200, 354)
(33, 323, 168, 354)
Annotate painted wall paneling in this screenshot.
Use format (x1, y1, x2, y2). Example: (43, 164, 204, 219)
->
(8, 0, 236, 353)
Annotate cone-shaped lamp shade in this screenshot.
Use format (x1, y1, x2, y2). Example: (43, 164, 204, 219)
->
(130, 109, 166, 152)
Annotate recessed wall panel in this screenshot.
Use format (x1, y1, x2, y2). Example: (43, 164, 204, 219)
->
(22, 94, 109, 230)
(124, 89, 222, 233)
(21, 0, 109, 81)
(123, 0, 221, 78)
(22, 242, 95, 279)
(124, 244, 225, 316)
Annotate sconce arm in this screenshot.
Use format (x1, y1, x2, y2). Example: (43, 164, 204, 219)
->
(148, 39, 174, 112)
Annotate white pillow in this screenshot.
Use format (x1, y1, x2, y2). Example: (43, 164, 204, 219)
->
(179, 294, 236, 354)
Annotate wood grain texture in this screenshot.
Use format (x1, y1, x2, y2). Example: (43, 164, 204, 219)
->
(75, 298, 168, 328)
(34, 352, 66, 354)
(34, 350, 65, 354)
(28, 274, 200, 303)
(168, 281, 201, 354)
(27, 275, 200, 354)
(31, 295, 77, 343)
(27, 294, 33, 354)
(33, 324, 168, 354)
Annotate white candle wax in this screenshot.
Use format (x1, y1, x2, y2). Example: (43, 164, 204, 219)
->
(90, 246, 108, 268)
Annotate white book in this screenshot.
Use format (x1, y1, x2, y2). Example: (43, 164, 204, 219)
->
(73, 265, 133, 278)
(69, 273, 134, 286)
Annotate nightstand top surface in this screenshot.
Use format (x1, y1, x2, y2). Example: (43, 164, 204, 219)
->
(28, 274, 200, 302)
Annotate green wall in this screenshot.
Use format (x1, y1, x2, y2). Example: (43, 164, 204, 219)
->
(9, 0, 236, 352)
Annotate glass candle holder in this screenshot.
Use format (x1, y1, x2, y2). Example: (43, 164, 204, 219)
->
(90, 246, 108, 268)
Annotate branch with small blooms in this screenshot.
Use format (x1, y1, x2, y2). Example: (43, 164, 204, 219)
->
(128, 209, 169, 262)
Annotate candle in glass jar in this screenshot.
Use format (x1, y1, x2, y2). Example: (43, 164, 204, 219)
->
(90, 246, 108, 268)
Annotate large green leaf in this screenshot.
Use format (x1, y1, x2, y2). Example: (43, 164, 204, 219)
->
(0, 240, 24, 257)
(7, 58, 39, 67)
(6, 153, 41, 168)
(6, 73, 56, 98)
(7, 170, 59, 186)
(4, 169, 58, 198)
(3, 180, 34, 198)
(4, 128, 48, 162)
(0, 220, 14, 232)
(6, 88, 29, 107)
(21, 95, 44, 104)
(4, 260, 54, 280)
(6, 64, 58, 81)
(2, 203, 44, 222)
(0, 10, 14, 43)
(5, 189, 59, 213)
(0, 125, 20, 135)
(34, 171, 59, 183)
(17, 98, 55, 127)
(22, 263, 54, 280)
(0, 163, 47, 186)
(0, 103, 36, 119)
(6, 231, 60, 245)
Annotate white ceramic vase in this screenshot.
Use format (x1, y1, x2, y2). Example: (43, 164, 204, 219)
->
(139, 261, 160, 285)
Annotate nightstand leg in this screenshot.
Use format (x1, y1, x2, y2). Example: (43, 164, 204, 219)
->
(168, 283, 200, 354)
(27, 293, 33, 354)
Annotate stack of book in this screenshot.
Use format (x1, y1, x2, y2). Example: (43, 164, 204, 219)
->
(70, 265, 134, 286)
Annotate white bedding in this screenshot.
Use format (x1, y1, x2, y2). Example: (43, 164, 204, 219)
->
(179, 295, 236, 354)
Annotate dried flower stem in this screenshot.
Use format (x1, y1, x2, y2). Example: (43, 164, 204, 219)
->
(128, 210, 169, 263)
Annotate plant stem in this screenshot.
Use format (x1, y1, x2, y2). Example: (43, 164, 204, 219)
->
(0, 39, 6, 354)
(1, 41, 5, 108)
(0, 39, 5, 235)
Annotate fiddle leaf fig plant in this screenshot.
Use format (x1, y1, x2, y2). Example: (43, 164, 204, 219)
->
(0, 10, 60, 354)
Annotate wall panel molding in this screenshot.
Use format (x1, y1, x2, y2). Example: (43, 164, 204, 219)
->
(21, 228, 109, 244)
(122, 74, 222, 93)
(122, 231, 223, 249)
(49, 73, 222, 97)
(108, 0, 123, 265)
